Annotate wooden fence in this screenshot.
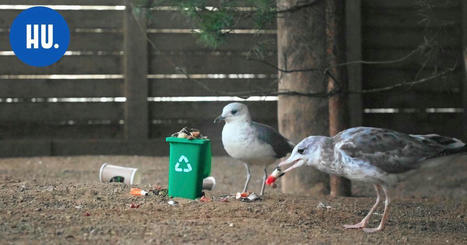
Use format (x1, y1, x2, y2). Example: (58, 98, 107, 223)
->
(0, 0, 465, 157)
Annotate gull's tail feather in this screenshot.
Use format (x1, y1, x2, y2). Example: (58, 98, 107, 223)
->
(424, 134, 465, 157)
(439, 144, 467, 156)
(410, 134, 466, 159)
(424, 134, 465, 148)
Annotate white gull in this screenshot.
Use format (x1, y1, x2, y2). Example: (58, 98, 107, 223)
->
(214, 102, 293, 195)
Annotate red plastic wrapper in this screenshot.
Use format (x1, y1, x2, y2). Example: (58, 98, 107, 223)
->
(200, 195, 211, 202)
(130, 203, 140, 208)
(265, 175, 277, 185)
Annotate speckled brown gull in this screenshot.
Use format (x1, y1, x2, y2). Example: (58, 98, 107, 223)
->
(214, 102, 293, 195)
(276, 127, 466, 232)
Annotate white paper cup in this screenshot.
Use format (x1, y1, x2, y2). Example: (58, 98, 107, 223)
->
(99, 163, 141, 185)
(202, 176, 216, 191)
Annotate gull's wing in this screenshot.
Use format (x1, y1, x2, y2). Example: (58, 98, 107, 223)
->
(252, 121, 294, 158)
(333, 127, 447, 174)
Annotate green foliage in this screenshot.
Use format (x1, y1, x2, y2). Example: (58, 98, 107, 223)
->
(154, 0, 276, 48)
(247, 0, 276, 30)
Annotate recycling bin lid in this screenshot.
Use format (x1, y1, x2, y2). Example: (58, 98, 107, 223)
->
(166, 137, 210, 144)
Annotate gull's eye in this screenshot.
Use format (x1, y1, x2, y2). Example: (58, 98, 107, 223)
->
(297, 148, 305, 154)
(231, 109, 238, 115)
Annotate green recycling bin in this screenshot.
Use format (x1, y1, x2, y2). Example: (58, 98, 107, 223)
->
(166, 137, 211, 199)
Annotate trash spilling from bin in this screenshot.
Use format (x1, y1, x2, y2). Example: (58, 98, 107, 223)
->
(97, 127, 216, 202)
(171, 127, 208, 140)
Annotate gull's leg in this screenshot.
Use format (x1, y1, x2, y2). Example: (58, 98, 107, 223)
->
(363, 185, 391, 233)
(344, 184, 383, 229)
(242, 163, 251, 193)
(260, 166, 267, 196)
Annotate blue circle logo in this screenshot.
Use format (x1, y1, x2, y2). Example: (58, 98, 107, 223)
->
(9, 6, 70, 67)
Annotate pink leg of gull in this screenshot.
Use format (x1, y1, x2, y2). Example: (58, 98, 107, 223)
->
(363, 185, 391, 233)
(344, 184, 383, 229)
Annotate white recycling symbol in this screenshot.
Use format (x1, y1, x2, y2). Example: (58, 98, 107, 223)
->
(175, 155, 192, 173)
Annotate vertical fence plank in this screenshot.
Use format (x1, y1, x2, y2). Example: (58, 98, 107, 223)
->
(124, 1, 149, 140)
(346, 0, 362, 127)
(463, 0, 467, 141)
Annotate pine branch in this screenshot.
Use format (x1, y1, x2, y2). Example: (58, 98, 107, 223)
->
(354, 65, 456, 94)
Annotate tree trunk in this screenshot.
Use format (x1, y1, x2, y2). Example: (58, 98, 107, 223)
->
(277, 0, 330, 194)
(325, 0, 351, 197)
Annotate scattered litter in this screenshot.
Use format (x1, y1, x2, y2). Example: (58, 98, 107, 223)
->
(83, 212, 91, 216)
(130, 203, 140, 208)
(171, 127, 208, 140)
(236, 192, 261, 202)
(74, 205, 82, 209)
(236, 192, 250, 199)
(130, 188, 148, 196)
(247, 193, 260, 202)
(167, 200, 178, 206)
(266, 167, 284, 185)
(229, 223, 234, 227)
(219, 197, 230, 202)
(200, 195, 211, 202)
(151, 187, 168, 197)
(202, 176, 216, 191)
(316, 202, 332, 210)
(99, 163, 141, 185)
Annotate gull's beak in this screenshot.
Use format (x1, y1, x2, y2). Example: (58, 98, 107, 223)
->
(265, 154, 304, 186)
(213, 115, 225, 123)
(278, 154, 305, 174)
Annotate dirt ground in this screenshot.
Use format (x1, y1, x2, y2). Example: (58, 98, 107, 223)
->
(0, 155, 466, 244)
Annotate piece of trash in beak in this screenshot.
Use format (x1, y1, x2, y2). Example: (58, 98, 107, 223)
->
(266, 167, 284, 185)
(130, 187, 148, 196)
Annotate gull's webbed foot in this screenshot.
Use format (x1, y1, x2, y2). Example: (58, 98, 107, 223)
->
(362, 226, 384, 233)
(343, 221, 366, 229)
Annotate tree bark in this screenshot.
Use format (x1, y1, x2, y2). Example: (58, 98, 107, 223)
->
(277, 0, 330, 195)
(325, 0, 351, 197)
